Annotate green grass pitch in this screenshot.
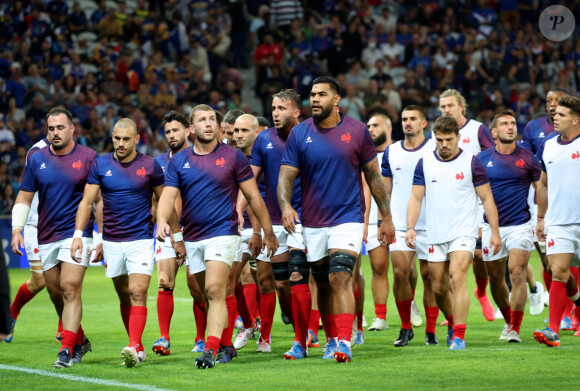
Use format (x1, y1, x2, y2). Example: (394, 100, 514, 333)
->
(1, 253, 578, 390)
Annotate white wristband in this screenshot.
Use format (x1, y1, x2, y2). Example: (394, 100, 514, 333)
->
(173, 232, 184, 242)
(94, 233, 103, 245)
(73, 230, 84, 239)
(11, 203, 31, 231)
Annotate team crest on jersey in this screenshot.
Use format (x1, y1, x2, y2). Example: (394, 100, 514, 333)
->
(72, 160, 82, 171)
(183, 162, 190, 169)
(105, 170, 112, 176)
(306, 136, 312, 143)
(572, 151, 580, 160)
(136, 167, 147, 177)
(515, 159, 525, 168)
(40, 162, 46, 169)
(215, 157, 226, 167)
(486, 161, 493, 167)
(462, 137, 470, 144)
(455, 172, 465, 181)
(266, 142, 273, 149)
(341, 133, 352, 143)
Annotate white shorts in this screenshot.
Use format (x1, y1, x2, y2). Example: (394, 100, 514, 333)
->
(186, 235, 238, 274)
(303, 223, 364, 263)
(24, 225, 40, 262)
(155, 237, 176, 262)
(390, 230, 429, 260)
(39, 237, 92, 272)
(428, 237, 476, 263)
(478, 202, 485, 230)
(366, 224, 381, 252)
(482, 223, 534, 261)
(545, 224, 580, 260)
(103, 239, 155, 278)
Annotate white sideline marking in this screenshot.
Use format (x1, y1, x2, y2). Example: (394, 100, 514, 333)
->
(0, 365, 177, 391)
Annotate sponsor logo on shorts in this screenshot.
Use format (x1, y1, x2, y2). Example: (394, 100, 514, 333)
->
(348, 243, 355, 247)
(483, 247, 489, 255)
(428, 246, 434, 254)
(136, 167, 147, 177)
(215, 253, 222, 257)
(392, 237, 397, 244)
(156, 246, 161, 254)
(141, 262, 148, 267)
(34, 248, 39, 254)
(460, 243, 467, 247)
(548, 238, 555, 248)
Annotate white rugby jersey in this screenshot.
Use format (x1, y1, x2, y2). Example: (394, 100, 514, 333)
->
(457, 119, 494, 156)
(413, 149, 489, 244)
(382, 138, 435, 231)
(537, 134, 580, 226)
(369, 151, 384, 225)
(25, 138, 49, 227)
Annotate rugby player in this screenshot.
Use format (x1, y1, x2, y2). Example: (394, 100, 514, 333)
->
(156, 105, 277, 369)
(406, 116, 501, 350)
(152, 111, 207, 356)
(12, 107, 97, 368)
(382, 106, 439, 346)
(71, 118, 178, 367)
(278, 77, 395, 362)
(534, 96, 580, 346)
(439, 89, 496, 322)
(479, 110, 542, 343)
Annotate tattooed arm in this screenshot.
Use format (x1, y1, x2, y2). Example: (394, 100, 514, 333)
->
(277, 164, 300, 233)
(362, 156, 395, 245)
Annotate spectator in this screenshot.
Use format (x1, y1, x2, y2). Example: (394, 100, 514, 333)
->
(250, 5, 270, 49)
(67, 2, 88, 36)
(228, 0, 251, 68)
(270, 0, 303, 34)
(5, 63, 26, 108)
(170, 11, 189, 58)
(253, 31, 282, 68)
(98, 8, 123, 39)
(382, 31, 405, 68)
(339, 84, 366, 122)
(91, 0, 108, 28)
(362, 36, 385, 71)
(322, 35, 348, 76)
(154, 83, 177, 110)
(26, 96, 45, 125)
(64, 52, 89, 82)
(190, 34, 212, 84)
(24, 63, 48, 99)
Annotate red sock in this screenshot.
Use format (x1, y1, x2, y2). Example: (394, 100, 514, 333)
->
(291, 284, 311, 347)
(321, 313, 336, 340)
(129, 306, 147, 349)
(425, 306, 439, 334)
(374, 304, 387, 320)
(10, 282, 36, 320)
(511, 310, 524, 333)
(356, 310, 363, 331)
(542, 271, 552, 291)
(157, 290, 174, 340)
(220, 295, 237, 347)
(412, 289, 416, 300)
(278, 292, 294, 327)
(205, 335, 220, 356)
(259, 292, 276, 342)
(499, 306, 511, 324)
(335, 313, 355, 342)
(308, 309, 320, 335)
(235, 284, 255, 328)
(549, 281, 567, 334)
(256, 286, 262, 317)
(120, 305, 131, 335)
(243, 283, 260, 319)
(194, 301, 206, 342)
(396, 299, 413, 330)
(445, 314, 454, 326)
(452, 324, 466, 341)
(60, 330, 77, 353)
(58, 318, 63, 333)
(75, 325, 85, 344)
(475, 277, 488, 297)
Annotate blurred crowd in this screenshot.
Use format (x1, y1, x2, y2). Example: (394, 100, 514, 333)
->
(0, 0, 578, 213)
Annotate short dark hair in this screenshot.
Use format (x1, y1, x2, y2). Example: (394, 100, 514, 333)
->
(558, 95, 580, 118)
(402, 105, 427, 120)
(490, 109, 516, 130)
(46, 106, 73, 125)
(161, 110, 189, 130)
(433, 116, 459, 135)
(223, 109, 244, 125)
(272, 89, 301, 108)
(256, 116, 270, 127)
(215, 110, 223, 127)
(312, 76, 341, 95)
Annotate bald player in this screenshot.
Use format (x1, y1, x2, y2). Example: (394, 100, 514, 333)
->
(223, 109, 245, 147)
(72, 118, 181, 367)
(439, 89, 496, 322)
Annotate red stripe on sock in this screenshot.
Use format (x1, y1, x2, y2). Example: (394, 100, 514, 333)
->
(549, 281, 567, 334)
(335, 313, 355, 342)
(374, 304, 386, 319)
(10, 282, 36, 320)
(259, 292, 276, 342)
(129, 306, 147, 348)
(291, 284, 311, 347)
(452, 324, 466, 341)
(396, 299, 413, 330)
(157, 290, 174, 340)
(500, 306, 511, 324)
(220, 295, 237, 346)
(425, 306, 439, 334)
(235, 284, 255, 328)
(511, 310, 524, 333)
(193, 301, 207, 342)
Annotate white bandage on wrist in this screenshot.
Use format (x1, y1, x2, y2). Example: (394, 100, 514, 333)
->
(73, 230, 84, 239)
(11, 203, 30, 231)
(173, 232, 184, 242)
(94, 233, 103, 245)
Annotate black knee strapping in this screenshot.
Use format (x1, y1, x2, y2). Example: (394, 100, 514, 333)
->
(311, 262, 330, 284)
(289, 250, 308, 286)
(475, 237, 482, 250)
(271, 261, 289, 281)
(329, 252, 356, 276)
